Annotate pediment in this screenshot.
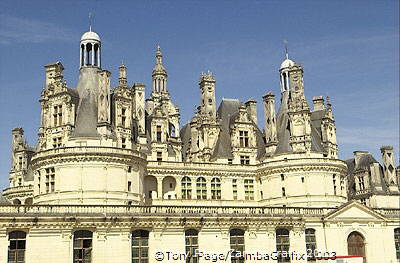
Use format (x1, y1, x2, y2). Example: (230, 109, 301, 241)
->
(325, 201, 386, 221)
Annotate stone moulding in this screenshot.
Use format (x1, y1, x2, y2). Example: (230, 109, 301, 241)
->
(30, 146, 147, 169)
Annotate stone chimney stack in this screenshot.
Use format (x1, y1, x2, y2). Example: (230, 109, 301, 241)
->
(353, 151, 369, 168)
(245, 98, 257, 125)
(312, 96, 325, 111)
(380, 146, 398, 190)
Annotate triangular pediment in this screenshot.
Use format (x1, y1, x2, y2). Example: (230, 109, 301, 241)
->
(325, 201, 386, 221)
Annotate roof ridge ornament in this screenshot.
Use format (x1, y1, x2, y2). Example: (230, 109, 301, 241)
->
(89, 12, 94, 32)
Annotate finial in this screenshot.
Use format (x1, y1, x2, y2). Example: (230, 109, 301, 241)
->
(89, 12, 94, 32)
(283, 39, 289, 59)
(326, 96, 331, 107)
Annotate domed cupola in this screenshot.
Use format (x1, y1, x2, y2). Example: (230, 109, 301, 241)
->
(80, 26, 101, 68)
(279, 52, 298, 93)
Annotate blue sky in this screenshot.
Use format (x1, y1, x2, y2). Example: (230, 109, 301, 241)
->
(0, 1, 398, 189)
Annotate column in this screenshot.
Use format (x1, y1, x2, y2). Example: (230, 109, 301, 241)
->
(157, 177, 163, 200)
(91, 44, 95, 66)
(83, 44, 87, 66)
(175, 177, 181, 199)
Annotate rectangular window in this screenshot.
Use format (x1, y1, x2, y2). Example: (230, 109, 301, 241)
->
(232, 179, 238, 200)
(305, 229, 317, 262)
(240, 156, 250, 165)
(53, 105, 63, 126)
(358, 176, 365, 191)
(281, 174, 285, 181)
(45, 167, 55, 193)
(73, 231, 92, 263)
(228, 159, 233, 164)
(8, 231, 26, 263)
(121, 138, 126, 149)
(282, 187, 286, 197)
(244, 179, 254, 200)
(185, 230, 199, 263)
(121, 107, 126, 127)
(156, 125, 162, 142)
(157, 152, 162, 162)
(128, 181, 132, 192)
(239, 130, 249, 147)
(394, 228, 400, 259)
(52, 137, 62, 148)
(276, 229, 290, 262)
(37, 171, 41, 194)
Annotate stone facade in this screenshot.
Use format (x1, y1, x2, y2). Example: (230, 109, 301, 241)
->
(1, 28, 399, 263)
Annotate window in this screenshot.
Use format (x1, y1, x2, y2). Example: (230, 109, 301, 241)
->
(228, 158, 233, 164)
(232, 179, 238, 200)
(281, 174, 285, 181)
(282, 187, 286, 197)
(121, 107, 126, 127)
(157, 152, 162, 162)
(211, 178, 221, 200)
(121, 138, 126, 149)
(333, 174, 337, 195)
(185, 229, 199, 263)
(8, 231, 26, 263)
(196, 177, 207, 200)
(305, 229, 316, 262)
(53, 105, 63, 126)
(358, 176, 365, 191)
(45, 167, 55, 193)
(360, 198, 366, 205)
(240, 156, 250, 165)
(301, 177, 305, 183)
(128, 181, 132, 192)
(132, 230, 149, 263)
(18, 156, 23, 169)
(230, 229, 245, 263)
(181, 177, 192, 199)
(53, 137, 62, 148)
(239, 131, 249, 147)
(394, 228, 400, 259)
(244, 179, 254, 200)
(37, 171, 41, 193)
(276, 228, 290, 262)
(156, 125, 162, 142)
(73, 230, 92, 263)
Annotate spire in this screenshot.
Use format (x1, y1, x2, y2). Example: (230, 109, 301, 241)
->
(119, 63, 127, 86)
(152, 45, 167, 93)
(156, 45, 163, 65)
(283, 39, 289, 59)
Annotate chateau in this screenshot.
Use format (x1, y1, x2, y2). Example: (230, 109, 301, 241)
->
(0, 27, 399, 263)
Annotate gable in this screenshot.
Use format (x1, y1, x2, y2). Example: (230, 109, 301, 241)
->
(325, 201, 386, 221)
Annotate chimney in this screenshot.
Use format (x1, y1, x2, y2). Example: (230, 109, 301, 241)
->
(312, 96, 325, 111)
(380, 146, 397, 186)
(245, 98, 257, 125)
(353, 151, 369, 168)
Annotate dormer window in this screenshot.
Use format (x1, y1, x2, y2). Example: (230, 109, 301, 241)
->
(156, 125, 162, 142)
(239, 130, 249, 147)
(53, 105, 63, 126)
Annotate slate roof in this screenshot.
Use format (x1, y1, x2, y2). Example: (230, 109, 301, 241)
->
(72, 67, 101, 138)
(275, 90, 327, 154)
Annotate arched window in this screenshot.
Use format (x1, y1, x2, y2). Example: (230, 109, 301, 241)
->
(230, 229, 245, 263)
(73, 230, 92, 263)
(196, 177, 207, 200)
(132, 230, 149, 263)
(181, 177, 192, 199)
(395, 228, 400, 259)
(305, 228, 316, 262)
(347, 231, 365, 262)
(185, 229, 199, 263)
(8, 231, 26, 263)
(276, 228, 290, 262)
(211, 178, 221, 200)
